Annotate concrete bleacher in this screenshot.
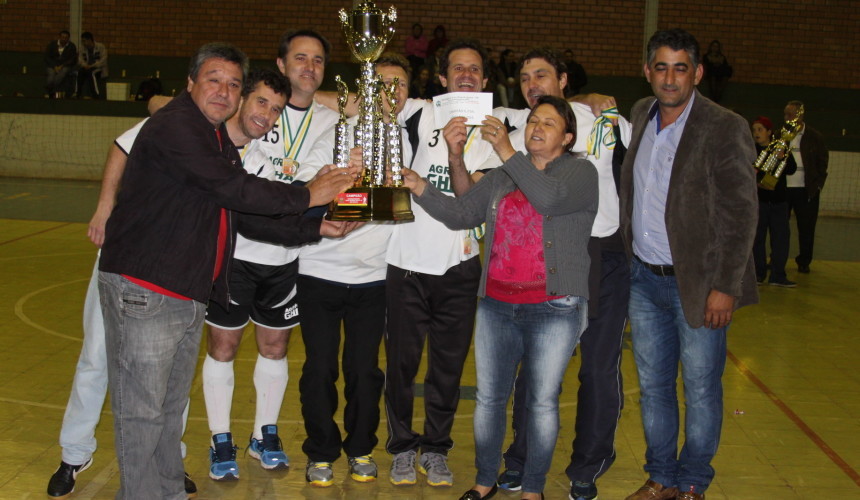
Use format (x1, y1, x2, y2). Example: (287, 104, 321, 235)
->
(1, 50, 857, 215)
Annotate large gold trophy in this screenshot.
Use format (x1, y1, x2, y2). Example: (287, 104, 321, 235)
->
(754, 105, 804, 190)
(326, 1, 414, 221)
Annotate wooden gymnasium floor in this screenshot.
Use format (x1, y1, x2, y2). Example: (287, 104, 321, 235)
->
(1, 177, 859, 499)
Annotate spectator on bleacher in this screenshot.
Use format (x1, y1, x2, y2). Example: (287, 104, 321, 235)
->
(563, 48, 588, 96)
(485, 48, 504, 107)
(77, 32, 109, 99)
(497, 49, 518, 108)
(135, 78, 163, 102)
(409, 66, 440, 100)
(702, 40, 732, 104)
(44, 30, 77, 98)
(405, 23, 429, 77)
(425, 25, 448, 65)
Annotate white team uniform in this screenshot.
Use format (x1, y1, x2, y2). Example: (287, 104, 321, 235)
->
(232, 101, 339, 266)
(480, 102, 632, 236)
(386, 97, 509, 275)
(296, 115, 413, 283)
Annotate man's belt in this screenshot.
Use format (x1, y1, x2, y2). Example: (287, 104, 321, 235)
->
(635, 255, 675, 276)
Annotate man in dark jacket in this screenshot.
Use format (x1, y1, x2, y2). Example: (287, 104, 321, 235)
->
(44, 30, 77, 97)
(98, 42, 357, 500)
(783, 100, 829, 274)
(620, 29, 758, 500)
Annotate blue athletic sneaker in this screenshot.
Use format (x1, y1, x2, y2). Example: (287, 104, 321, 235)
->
(496, 469, 522, 491)
(248, 425, 290, 470)
(209, 432, 239, 481)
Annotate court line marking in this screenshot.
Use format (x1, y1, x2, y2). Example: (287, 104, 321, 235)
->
(727, 349, 860, 487)
(14, 279, 89, 341)
(0, 222, 72, 246)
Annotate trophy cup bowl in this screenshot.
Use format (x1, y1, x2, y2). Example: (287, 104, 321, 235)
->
(339, 3, 396, 63)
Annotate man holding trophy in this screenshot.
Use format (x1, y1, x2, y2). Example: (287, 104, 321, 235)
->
(296, 53, 413, 487)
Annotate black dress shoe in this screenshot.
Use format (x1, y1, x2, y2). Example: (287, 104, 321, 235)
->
(798, 263, 810, 273)
(459, 484, 498, 500)
(47, 458, 93, 498)
(184, 472, 198, 498)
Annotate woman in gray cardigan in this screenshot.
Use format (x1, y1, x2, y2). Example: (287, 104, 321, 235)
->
(401, 96, 598, 500)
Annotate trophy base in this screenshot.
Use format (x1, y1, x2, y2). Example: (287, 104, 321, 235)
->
(326, 186, 414, 221)
(758, 173, 778, 191)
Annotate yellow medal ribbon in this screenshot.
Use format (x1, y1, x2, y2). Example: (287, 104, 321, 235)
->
(586, 106, 620, 159)
(464, 126, 486, 241)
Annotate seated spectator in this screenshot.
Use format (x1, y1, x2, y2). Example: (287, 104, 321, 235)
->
(45, 30, 77, 98)
(409, 66, 441, 100)
(405, 23, 429, 77)
(563, 49, 588, 96)
(135, 78, 163, 102)
(703, 40, 732, 103)
(77, 32, 109, 99)
(426, 25, 448, 63)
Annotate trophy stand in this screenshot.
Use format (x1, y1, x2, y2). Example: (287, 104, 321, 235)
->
(326, 1, 414, 221)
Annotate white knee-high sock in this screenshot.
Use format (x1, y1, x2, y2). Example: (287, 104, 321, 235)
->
(203, 354, 235, 436)
(253, 354, 288, 440)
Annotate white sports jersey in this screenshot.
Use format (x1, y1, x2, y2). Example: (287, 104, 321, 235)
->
(481, 103, 631, 237)
(297, 115, 413, 284)
(386, 97, 505, 275)
(115, 118, 147, 154)
(232, 100, 339, 266)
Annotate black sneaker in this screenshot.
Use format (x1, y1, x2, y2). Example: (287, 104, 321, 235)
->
(184, 472, 198, 498)
(47, 458, 93, 498)
(569, 480, 598, 500)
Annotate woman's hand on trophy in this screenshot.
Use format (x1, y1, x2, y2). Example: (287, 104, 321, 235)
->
(480, 115, 516, 162)
(348, 146, 363, 170)
(443, 117, 469, 157)
(306, 164, 361, 208)
(400, 167, 427, 197)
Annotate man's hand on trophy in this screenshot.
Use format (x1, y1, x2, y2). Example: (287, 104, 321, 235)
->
(443, 117, 469, 157)
(400, 168, 427, 197)
(320, 219, 364, 239)
(306, 164, 361, 207)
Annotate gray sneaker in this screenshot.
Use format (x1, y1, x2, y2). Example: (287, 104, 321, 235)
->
(418, 452, 453, 486)
(305, 461, 334, 487)
(348, 455, 377, 482)
(389, 450, 417, 485)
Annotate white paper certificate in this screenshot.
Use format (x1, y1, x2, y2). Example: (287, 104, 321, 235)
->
(432, 92, 493, 127)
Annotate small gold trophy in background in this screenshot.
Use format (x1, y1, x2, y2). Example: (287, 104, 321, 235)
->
(754, 105, 804, 190)
(326, 1, 414, 221)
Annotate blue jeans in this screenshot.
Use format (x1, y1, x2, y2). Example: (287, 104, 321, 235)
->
(473, 295, 587, 494)
(628, 259, 727, 494)
(99, 272, 204, 500)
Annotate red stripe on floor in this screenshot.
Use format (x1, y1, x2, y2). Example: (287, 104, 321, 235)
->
(727, 349, 860, 487)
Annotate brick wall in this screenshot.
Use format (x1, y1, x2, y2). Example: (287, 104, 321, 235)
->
(2, 0, 857, 89)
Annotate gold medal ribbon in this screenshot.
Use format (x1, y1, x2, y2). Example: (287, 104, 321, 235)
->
(586, 106, 620, 159)
(284, 107, 314, 160)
